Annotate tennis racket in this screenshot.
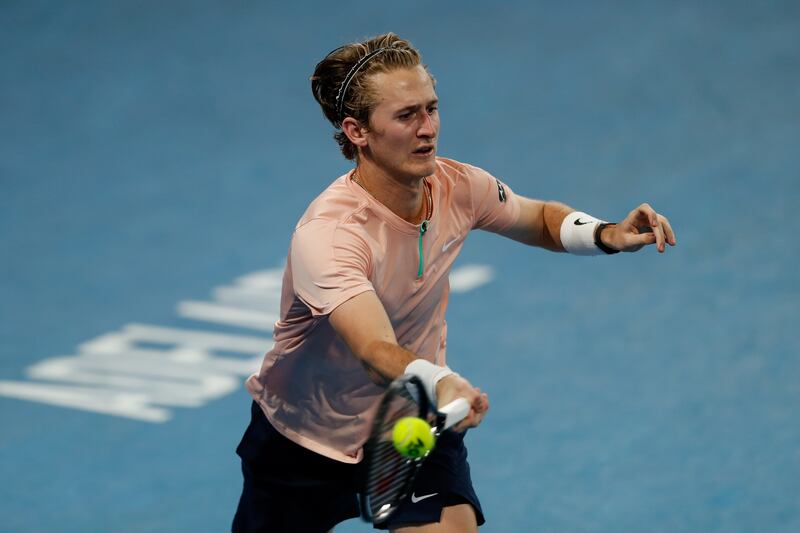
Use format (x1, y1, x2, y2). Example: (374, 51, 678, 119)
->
(359, 374, 470, 525)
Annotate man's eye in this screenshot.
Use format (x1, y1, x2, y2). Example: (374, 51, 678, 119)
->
(427, 106, 438, 115)
(398, 113, 413, 120)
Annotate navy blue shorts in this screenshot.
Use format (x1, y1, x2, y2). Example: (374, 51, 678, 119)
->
(232, 401, 485, 532)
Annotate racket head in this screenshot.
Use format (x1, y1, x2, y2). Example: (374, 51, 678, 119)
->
(360, 375, 430, 525)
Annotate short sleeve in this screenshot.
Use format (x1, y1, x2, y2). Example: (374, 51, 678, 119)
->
(290, 220, 375, 316)
(466, 164, 521, 232)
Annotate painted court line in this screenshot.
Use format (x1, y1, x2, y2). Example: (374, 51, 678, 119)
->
(0, 264, 494, 422)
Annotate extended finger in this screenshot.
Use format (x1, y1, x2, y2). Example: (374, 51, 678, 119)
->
(627, 231, 657, 251)
(659, 214, 677, 246)
(627, 202, 655, 225)
(468, 392, 489, 426)
(470, 406, 487, 427)
(456, 408, 484, 431)
(634, 203, 661, 229)
(650, 221, 666, 252)
(636, 203, 667, 252)
(453, 419, 470, 432)
(475, 392, 489, 414)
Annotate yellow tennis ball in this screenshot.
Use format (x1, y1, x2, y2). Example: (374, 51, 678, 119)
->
(392, 417, 435, 459)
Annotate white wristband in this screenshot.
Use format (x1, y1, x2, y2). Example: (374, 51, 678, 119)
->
(404, 359, 455, 405)
(559, 211, 606, 256)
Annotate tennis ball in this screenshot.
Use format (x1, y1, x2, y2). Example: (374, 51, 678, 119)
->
(392, 417, 435, 459)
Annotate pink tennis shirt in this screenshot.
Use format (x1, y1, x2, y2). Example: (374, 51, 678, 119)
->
(245, 157, 520, 463)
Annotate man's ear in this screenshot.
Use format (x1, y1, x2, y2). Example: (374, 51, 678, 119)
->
(341, 117, 369, 149)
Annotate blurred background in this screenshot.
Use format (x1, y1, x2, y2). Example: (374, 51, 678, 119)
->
(1, 1, 798, 531)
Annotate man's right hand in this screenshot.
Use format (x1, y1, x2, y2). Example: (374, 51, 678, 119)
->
(435, 374, 489, 431)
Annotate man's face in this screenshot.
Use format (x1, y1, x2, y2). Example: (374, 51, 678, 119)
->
(362, 66, 440, 181)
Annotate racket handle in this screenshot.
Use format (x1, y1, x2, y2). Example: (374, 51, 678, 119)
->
(438, 398, 470, 430)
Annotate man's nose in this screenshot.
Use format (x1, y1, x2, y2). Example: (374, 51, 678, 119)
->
(418, 112, 436, 137)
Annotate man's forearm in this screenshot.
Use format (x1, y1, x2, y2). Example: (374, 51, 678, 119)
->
(540, 201, 574, 251)
(358, 339, 418, 383)
(501, 197, 573, 249)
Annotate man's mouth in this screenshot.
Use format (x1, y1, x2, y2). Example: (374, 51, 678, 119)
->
(413, 145, 435, 156)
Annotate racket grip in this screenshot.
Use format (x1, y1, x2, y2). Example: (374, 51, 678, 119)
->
(439, 398, 470, 430)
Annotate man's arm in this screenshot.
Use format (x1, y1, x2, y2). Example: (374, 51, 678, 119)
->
(496, 197, 572, 250)
(329, 290, 488, 429)
(497, 196, 677, 253)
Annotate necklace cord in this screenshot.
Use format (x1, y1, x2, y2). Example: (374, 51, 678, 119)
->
(352, 170, 432, 224)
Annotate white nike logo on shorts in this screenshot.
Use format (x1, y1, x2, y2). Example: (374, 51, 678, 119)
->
(410, 492, 438, 503)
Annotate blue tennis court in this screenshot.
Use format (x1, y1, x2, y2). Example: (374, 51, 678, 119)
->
(2, 1, 798, 531)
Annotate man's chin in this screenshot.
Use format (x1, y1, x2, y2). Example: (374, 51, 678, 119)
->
(411, 156, 437, 177)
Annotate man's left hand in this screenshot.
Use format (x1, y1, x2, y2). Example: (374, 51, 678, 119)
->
(601, 203, 677, 253)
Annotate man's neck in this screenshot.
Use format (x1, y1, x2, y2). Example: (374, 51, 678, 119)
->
(354, 159, 427, 224)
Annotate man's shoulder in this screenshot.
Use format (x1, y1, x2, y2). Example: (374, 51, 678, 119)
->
(434, 156, 468, 176)
(434, 157, 490, 182)
(297, 174, 365, 227)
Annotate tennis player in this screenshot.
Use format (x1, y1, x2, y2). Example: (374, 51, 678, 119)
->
(232, 33, 676, 533)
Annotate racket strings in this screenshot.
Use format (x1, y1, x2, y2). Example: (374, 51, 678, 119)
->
(364, 387, 423, 522)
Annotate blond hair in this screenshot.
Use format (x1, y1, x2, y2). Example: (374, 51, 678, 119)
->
(311, 33, 434, 160)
